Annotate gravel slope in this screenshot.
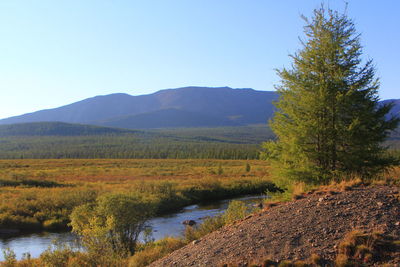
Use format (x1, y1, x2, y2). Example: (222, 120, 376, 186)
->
(149, 186, 400, 266)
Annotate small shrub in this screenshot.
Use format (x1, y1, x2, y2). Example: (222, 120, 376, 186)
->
(185, 215, 225, 241)
(2, 248, 17, 267)
(335, 253, 352, 267)
(277, 260, 293, 267)
(262, 259, 277, 267)
(217, 164, 224, 175)
(0, 178, 64, 188)
(128, 237, 186, 267)
(354, 244, 371, 259)
(291, 182, 306, 196)
(292, 194, 304, 200)
(39, 245, 77, 267)
(43, 218, 66, 231)
(70, 192, 156, 256)
(293, 260, 308, 267)
(309, 253, 322, 265)
(245, 163, 251, 173)
(223, 200, 249, 224)
(338, 241, 354, 256)
(336, 230, 399, 265)
(184, 200, 251, 242)
(197, 176, 222, 191)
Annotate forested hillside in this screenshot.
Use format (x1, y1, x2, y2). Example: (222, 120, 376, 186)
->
(0, 122, 136, 136)
(0, 122, 398, 159)
(0, 124, 274, 159)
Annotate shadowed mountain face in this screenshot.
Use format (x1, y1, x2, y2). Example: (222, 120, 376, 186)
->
(0, 87, 279, 129)
(1, 87, 398, 129)
(381, 99, 400, 119)
(96, 108, 240, 129)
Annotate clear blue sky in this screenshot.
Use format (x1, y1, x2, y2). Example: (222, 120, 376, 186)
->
(1, 1, 399, 119)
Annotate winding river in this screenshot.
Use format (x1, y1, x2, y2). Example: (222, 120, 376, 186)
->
(0, 194, 266, 260)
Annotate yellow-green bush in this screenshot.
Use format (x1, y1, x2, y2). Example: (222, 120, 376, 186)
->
(128, 237, 186, 267)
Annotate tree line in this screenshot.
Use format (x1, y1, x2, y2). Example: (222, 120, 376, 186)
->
(0, 136, 260, 159)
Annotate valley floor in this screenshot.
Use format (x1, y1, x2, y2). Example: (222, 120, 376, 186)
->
(0, 159, 276, 233)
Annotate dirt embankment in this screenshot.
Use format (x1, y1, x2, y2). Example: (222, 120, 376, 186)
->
(149, 186, 400, 266)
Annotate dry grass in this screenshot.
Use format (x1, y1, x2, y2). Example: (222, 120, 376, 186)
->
(128, 237, 186, 267)
(335, 230, 400, 266)
(0, 159, 276, 232)
(0, 159, 270, 183)
(382, 166, 400, 185)
(291, 182, 307, 200)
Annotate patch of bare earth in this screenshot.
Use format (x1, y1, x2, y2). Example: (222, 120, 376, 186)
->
(149, 186, 400, 266)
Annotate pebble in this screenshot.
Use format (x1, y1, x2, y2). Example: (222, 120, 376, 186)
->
(318, 197, 324, 202)
(192, 240, 200, 245)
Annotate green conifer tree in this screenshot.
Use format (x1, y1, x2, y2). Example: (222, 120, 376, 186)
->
(262, 6, 399, 184)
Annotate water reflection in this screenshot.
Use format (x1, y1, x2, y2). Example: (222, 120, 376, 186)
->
(0, 232, 80, 260)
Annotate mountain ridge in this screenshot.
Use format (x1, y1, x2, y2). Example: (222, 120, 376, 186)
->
(0, 87, 278, 128)
(1, 86, 398, 129)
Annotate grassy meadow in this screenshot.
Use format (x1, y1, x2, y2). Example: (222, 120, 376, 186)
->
(0, 159, 279, 232)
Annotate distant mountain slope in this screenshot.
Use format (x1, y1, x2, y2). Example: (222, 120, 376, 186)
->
(1, 87, 398, 129)
(151, 87, 278, 125)
(0, 87, 279, 128)
(96, 108, 240, 129)
(381, 99, 400, 118)
(152, 124, 274, 144)
(0, 93, 158, 125)
(0, 122, 136, 136)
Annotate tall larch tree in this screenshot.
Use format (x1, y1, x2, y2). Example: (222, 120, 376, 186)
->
(262, 6, 399, 184)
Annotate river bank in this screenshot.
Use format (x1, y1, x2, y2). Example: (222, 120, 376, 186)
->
(0, 159, 280, 234)
(0, 194, 267, 260)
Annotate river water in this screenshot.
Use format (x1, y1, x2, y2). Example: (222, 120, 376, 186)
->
(0, 194, 266, 260)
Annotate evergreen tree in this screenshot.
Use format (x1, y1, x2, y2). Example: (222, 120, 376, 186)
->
(262, 6, 399, 184)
